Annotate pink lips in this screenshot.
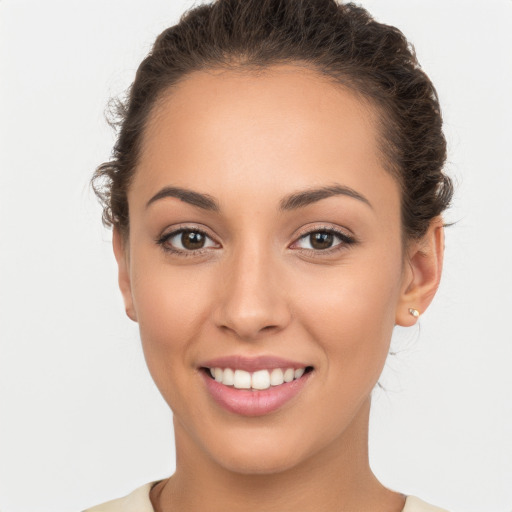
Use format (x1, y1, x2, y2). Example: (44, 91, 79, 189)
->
(200, 355, 312, 417)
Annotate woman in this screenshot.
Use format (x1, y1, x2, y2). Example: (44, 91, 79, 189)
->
(86, 0, 453, 510)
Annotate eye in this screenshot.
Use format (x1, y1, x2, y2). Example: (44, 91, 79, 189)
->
(292, 228, 355, 252)
(157, 228, 219, 254)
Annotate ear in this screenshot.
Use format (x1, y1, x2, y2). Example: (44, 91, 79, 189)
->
(112, 227, 137, 322)
(395, 217, 445, 326)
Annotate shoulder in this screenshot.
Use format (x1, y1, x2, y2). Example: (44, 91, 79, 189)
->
(403, 495, 451, 512)
(82, 481, 159, 512)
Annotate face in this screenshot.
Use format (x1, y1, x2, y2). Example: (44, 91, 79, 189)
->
(117, 65, 417, 474)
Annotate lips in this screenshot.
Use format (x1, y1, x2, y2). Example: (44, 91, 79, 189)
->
(199, 355, 313, 416)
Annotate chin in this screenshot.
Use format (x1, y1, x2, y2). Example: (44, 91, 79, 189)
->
(201, 425, 321, 476)
(214, 448, 306, 476)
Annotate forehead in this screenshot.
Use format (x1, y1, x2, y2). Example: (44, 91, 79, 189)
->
(132, 64, 399, 220)
(141, 64, 379, 167)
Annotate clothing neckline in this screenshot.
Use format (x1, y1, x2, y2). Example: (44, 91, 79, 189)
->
(83, 480, 449, 512)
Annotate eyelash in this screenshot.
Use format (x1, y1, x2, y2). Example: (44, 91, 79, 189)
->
(155, 225, 357, 258)
(292, 226, 357, 256)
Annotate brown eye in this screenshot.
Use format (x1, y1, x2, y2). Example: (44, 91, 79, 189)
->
(309, 232, 334, 250)
(181, 230, 206, 250)
(299, 231, 336, 250)
(293, 228, 355, 252)
(160, 228, 219, 253)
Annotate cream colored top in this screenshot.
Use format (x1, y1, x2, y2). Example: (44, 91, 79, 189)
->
(82, 481, 450, 512)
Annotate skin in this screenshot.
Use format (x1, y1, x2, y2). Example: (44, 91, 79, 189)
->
(113, 65, 445, 512)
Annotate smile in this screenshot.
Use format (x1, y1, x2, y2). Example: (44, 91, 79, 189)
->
(199, 357, 314, 416)
(206, 367, 311, 390)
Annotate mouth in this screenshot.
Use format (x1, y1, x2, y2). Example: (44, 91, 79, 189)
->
(201, 366, 314, 391)
(199, 359, 314, 416)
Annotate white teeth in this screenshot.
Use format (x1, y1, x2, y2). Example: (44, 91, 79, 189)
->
(270, 368, 284, 386)
(283, 368, 295, 383)
(209, 366, 308, 389)
(251, 370, 271, 390)
(222, 368, 234, 386)
(233, 369, 251, 389)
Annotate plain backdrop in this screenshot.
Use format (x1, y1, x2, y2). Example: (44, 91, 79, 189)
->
(1, 1, 511, 511)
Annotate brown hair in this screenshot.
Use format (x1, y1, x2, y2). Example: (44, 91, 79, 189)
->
(92, 0, 453, 240)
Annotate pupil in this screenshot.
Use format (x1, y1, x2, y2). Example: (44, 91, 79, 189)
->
(311, 232, 333, 250)
(182, 231, 205, 250)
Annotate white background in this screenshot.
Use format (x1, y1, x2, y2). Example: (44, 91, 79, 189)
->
(1, 1, 511, 511)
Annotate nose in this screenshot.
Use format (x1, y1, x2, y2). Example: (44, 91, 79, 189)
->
(213, 241, 291, 341)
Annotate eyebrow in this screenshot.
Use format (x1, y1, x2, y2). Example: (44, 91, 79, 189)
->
(146, 183, 372, 212)
(146, 186, 220, 211)
(279, 184, 372, 211)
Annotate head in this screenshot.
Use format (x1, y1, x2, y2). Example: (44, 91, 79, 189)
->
(93, 0, 452, 475)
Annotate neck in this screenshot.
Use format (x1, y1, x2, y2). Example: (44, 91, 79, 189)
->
(152, 398, 405, 512)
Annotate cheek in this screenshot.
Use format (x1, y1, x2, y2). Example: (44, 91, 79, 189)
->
(284, 253, 403, 440)
(129, 254, 216, 394)
(292, 249, 403, 376)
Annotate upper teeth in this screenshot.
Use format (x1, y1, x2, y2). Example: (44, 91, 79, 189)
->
(209, 367, 306, 390)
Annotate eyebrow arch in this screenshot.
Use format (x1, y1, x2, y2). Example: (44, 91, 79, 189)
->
(279, 184, 372, 211)
(146, 183, 372, 212)
(146, 186, 220, 211)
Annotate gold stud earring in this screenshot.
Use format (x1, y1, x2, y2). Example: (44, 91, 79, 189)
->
(408, 308, 420, 318)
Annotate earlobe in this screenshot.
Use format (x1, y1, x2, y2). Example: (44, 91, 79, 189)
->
(112, 227, 138, 322)
(395, 218, 445, 327)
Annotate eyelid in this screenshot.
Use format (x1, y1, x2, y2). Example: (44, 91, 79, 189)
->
(156, 224, 221, 256)
(293, 223, 354, 239)
(155, 223, 356, 257)
(289, 224, 357, 253)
